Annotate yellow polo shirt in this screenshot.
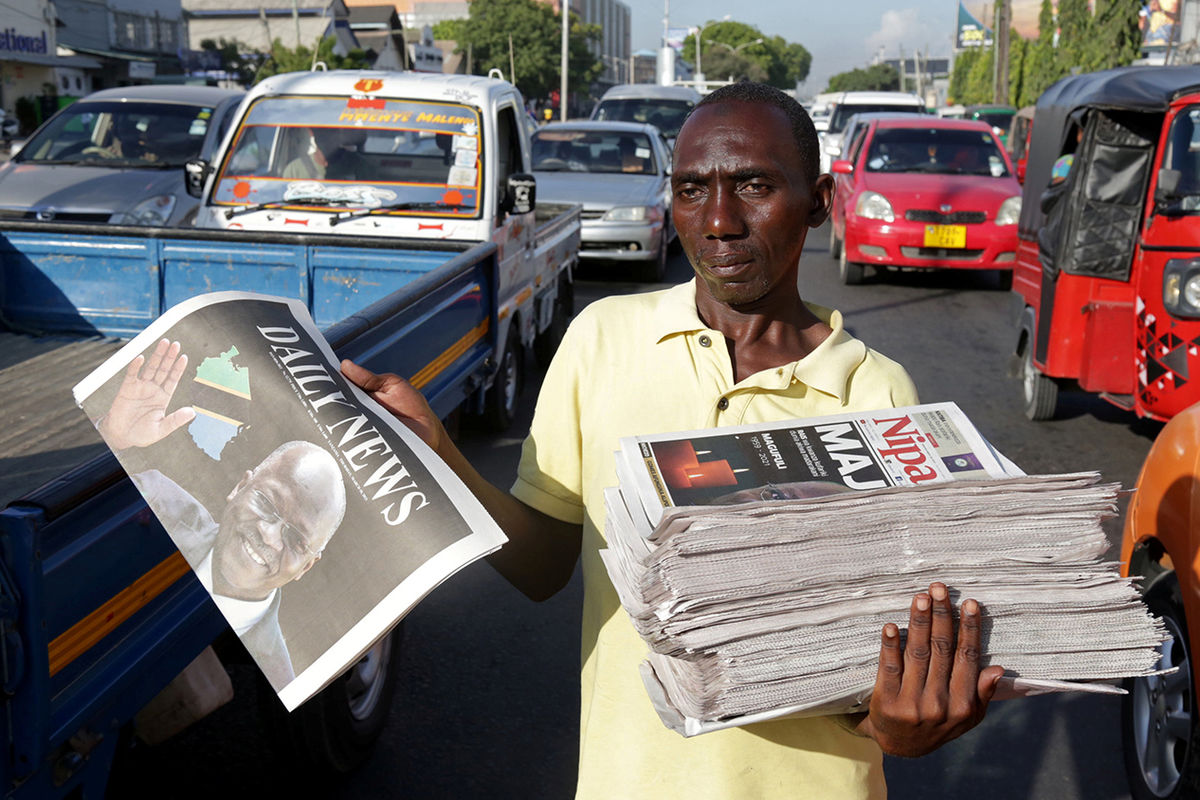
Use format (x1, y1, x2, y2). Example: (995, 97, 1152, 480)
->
(511, 279, 918, 800)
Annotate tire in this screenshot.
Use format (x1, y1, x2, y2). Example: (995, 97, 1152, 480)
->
(533, 276, 574, 370)
(1122, 577, 1200, 800)
(638, 228, 668, 282)
(268, 626, 403, 776)
(829, 222, 842, 260)
(1021, 341, 1058, 421)
(838, 244, 864, 286)
(484, 332, 524, 432)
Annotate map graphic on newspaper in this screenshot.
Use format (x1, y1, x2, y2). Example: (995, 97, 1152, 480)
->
(73, 291, 506, 711)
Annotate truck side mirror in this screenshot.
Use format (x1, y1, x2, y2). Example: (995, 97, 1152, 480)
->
(184, 158, 212, 199)
(505, 173, 536, 215)
(1156, 168, 1182, 203)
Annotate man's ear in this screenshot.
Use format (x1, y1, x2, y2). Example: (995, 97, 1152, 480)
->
(807, 173, 836, 229)
(227, 470, 254, 502)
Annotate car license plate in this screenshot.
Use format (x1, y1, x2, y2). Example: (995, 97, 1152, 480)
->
(923, 224, 966, 248)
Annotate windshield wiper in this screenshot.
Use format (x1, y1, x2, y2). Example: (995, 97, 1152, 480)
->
(328, 201, 470, 227)
(224, 196, 349, 219)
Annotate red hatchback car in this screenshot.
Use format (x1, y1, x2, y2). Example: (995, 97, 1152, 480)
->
(828, 116, 1023, 286)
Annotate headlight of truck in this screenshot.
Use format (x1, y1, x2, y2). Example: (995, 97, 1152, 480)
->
(114, 195, 177, 226)
(995, 195, 1021, 226)
(855, 191, 894, 223)
(603, 205, 661, 223)
(1163, 259, 1200, 319)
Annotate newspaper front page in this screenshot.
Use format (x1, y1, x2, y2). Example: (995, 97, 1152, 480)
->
(73, 291, 506, 710)
(617, 401, 1021, 535)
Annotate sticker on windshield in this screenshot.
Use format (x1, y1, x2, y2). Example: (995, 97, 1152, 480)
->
(284, 181, 398, 208)
(453, 134, 476, 150)
(462, 122, 478, 137)
(447, 167, 477, 187)
(454, 149, 477, 167)
(635, 147, 650, 159)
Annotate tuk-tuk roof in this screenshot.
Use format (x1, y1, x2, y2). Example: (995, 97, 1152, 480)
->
(1019, 65, 1200, 234)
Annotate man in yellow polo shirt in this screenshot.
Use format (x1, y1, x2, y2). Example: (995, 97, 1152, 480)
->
(342, 81, 1003, 799)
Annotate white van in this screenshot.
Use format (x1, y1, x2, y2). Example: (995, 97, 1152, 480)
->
(820, 90, 926, 172)
(590, 84, 701, 146)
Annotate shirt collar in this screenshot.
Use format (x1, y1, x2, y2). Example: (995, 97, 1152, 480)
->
(197, 549, 276, 635)
(650, 278, 866, 402)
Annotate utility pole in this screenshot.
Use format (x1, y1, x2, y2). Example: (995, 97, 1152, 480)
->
(993, 0, 1010, 105)
(560, 0, 568, 120)
(899, 44, 906, 93)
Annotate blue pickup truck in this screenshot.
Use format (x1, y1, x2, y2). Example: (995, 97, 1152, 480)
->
(0, 73, 581, 798)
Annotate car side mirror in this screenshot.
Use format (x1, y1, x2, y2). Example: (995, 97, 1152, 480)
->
(830, 160, 854, 175)
(1156, 168, 1182, 203)
(504, 173, 536, 216)
(184, 158, 212, 199)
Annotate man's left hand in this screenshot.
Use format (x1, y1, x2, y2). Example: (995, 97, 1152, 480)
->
(856, 582, 1004, 758)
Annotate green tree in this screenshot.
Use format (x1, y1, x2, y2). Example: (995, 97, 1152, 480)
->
(446, 0, 601, 101)
(1007, 32, 1027, 107)
(1091, 0, 1143, 70)
(199, 38, 263, 87)
(825, 63, 899, 92)
(965, 45, 994, 104)
(1018, 0, 1066, 106)
(682, 20, 810, 89)
(948, 48, 979, 104)
(256, 37, 371, 83)
(1056, 0, 1092, 72)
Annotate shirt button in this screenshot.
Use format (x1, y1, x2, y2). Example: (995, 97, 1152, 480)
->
(698, 334, 712, 348)
(717, 397, 729, 410)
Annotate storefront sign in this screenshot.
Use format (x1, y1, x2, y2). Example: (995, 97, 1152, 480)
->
(0, 28, 49, 54)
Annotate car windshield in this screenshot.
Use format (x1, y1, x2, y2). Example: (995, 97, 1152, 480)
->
(17, 100, 215, 167)
(1165, 106, 1200, 209)
(592, 99, 692, 138)
(210, 95, 483, 217)
(532, 129, 658, 175)
(864, 127, 1010, 177)
(829, 103, 922, 133)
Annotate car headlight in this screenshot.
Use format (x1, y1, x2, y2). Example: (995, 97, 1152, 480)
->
(114, 194, 177, 226)
(602, 205, 661, 222)
(855, 191, 894, 222)
(1163, 259, 1200, 319)
(995, 195, 1021, 226)
(824, 141, 841, 156)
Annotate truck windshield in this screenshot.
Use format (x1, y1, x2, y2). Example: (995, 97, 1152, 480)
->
(17, 100, 215, 167)
(828, 103, 923, 133)
(865, 127, 1010, 177)
(1165, 106, 1200, 211)
(211, 96, 483, 218)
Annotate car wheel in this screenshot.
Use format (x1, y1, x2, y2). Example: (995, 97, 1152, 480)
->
(484, 332, 524, 432)
(829, 222, 842, 260)
(1123, 577, 1200, 800)
(638, 228, 669, 282)
(838, 244, 865, 286)
(1021, 341, 1058, 421)
(265, 626, 403, 776)
(533, 276, 574, 370)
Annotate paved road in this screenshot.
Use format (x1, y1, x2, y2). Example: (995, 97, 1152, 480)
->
(109, 227, 1155, 799)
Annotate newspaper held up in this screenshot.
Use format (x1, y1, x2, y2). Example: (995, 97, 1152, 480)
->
(73, 291, 506, 711)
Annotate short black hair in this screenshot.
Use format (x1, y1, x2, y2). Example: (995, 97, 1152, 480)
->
(687, 82, 820, 183)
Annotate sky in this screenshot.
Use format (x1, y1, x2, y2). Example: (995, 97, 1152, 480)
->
(626, 1, 1044, 97)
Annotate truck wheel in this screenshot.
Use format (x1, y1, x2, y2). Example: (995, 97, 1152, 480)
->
(839, 246, 864, 286)
(534, 277, 573, 370)
(268, 626, 402, 776)
(829, 223, 842, 260)
(1021, 344, 1058, 421)
(484, 333, 524, 432)
(638, 229, 668, 282)
(1122, 577, 1200, 800)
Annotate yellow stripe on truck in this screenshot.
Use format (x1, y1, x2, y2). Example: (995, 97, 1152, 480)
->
(48, 551, 192, 677)
(409, 318, 490, 390)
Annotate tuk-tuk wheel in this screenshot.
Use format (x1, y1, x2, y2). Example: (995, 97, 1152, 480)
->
(1021, 345, 1057, 420)
(1121, 576, 1200, 800)
(829, 223, 842, 260)
(839, 247, 864, 286)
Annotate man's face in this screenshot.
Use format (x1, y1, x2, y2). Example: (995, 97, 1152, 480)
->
(671, 101, 831, 307)
(212, 447, 343, 601)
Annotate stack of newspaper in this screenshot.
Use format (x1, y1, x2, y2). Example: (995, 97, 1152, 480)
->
(600, 403, 1168, 737)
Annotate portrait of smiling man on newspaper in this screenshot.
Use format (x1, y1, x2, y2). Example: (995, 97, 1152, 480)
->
(96, 338, 348, 690)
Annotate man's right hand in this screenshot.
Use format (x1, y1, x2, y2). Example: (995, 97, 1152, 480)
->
(99, 338, 195, 450)
(340, 360, 447, 455)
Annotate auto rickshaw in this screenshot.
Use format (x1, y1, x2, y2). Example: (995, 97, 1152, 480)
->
(1006, 105, 1034, 183)
(1013, 65, 1200, 422)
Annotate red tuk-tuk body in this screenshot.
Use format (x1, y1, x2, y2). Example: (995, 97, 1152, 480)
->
(1013, 66, 1200, 422)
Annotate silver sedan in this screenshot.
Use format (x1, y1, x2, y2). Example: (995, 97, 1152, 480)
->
(531, 121, 675, 282)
